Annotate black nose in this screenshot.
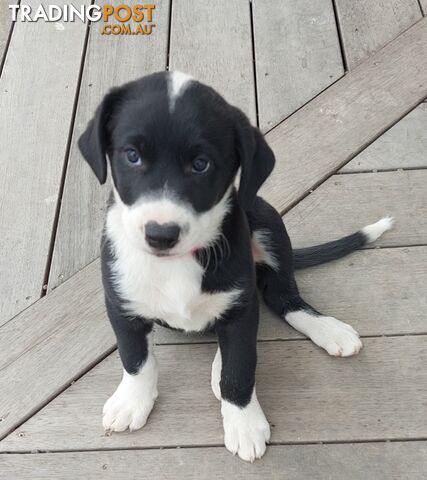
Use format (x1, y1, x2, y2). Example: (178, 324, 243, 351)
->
(145, 222, 181, 250)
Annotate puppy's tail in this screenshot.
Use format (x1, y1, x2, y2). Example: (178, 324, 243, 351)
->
(293, 217, 394, 270)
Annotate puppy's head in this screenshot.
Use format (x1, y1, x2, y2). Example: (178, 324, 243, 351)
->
(79, 71, 275, 256)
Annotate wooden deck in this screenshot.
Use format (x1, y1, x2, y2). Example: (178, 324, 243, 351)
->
(0, 1, 426, 478)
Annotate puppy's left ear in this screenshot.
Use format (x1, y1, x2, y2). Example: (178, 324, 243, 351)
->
(234, 113, 275, 210)
(78, 88, 121, 184)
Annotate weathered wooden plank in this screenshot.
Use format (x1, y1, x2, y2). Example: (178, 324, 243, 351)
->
(0, 260, 114, 441)
(340, 103, 427, 172)
(334, 0, 422, 69)
(2, 336, 425, 451)
(155, 246, 427, 344)
(48, 0, 171, 290)
(260, 18, 427, 214)
(169, 0, 256, 123)
(0, 0, 90, 324)
(0, 1, 16, 66)
(284, 170, 427, 248)
(252, 0, 343, 131)
(1, 442, 426, 480)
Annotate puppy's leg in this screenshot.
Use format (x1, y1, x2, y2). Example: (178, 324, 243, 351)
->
(249, 197, 362, 357)
(102, 300, 158, 432)
(216, 294, 270, 462)
(211, 347, 222, 401)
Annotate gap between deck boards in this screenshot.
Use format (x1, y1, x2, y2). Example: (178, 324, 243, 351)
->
(3, 436, 427, 455)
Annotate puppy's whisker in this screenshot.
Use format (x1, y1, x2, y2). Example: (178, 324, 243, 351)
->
(205, 247, 212, 271)
(212, 240, 219, 273)
(198, 244, 213, 271)
(204, 232, 231, 273)
(219, 233, 231, 260)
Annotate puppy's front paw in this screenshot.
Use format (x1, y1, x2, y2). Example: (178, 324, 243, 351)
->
(102, 389, 156, 433)
(221, 392, 270, 462)
(103, 370, 158, 433)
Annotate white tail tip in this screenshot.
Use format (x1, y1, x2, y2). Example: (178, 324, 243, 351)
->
(362, 217, 394, 243)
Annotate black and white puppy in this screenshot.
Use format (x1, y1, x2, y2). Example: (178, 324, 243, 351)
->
(79, 71, 393, 462)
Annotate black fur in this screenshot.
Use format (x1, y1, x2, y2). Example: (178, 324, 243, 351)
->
(293, 231, 368, 269)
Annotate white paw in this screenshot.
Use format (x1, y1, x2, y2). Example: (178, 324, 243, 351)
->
(309, 316, 362, 357)
(286, 311, 362, 357)
(102, 387, 156, 432)
(103, 368, 158, 432)
(221, 391, 271, 462)
(211, 348, 221, 401)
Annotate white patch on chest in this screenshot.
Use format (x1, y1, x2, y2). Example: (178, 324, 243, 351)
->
(107, 203, 241, 332)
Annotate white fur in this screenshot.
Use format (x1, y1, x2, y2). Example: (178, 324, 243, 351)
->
(286, 310, 362, 357)
(251, 229, 279, 270)
(168, 71, 193, 111)
(362, 216, 394, 243)
(212, 348, 270, 462)
(107, 189, 241, 332)
(111, 187, 231, 257)
(211, 347, 222, 401)
(221, 390, 271, 462)
(103, 334, 158, 432)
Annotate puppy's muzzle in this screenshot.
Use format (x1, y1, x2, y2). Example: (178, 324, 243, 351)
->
(145, 221, 181, 251)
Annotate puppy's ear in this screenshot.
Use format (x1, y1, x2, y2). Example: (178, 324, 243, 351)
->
(78, 89, 121, 184)
(234, 113, 275, 210)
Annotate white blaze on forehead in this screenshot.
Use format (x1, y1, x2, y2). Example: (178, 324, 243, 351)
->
(168, 71, 193, 111)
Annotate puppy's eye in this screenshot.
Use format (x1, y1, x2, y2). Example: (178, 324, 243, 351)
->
(125, 148, 142, 165)
(192, 156, 210, 174)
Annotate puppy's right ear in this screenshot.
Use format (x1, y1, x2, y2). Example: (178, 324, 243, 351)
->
(78, 89, 121, 184)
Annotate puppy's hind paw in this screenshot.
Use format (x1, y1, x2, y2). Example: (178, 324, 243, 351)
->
(311, 316, 362, 357)
(286, 310, 362, 357)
